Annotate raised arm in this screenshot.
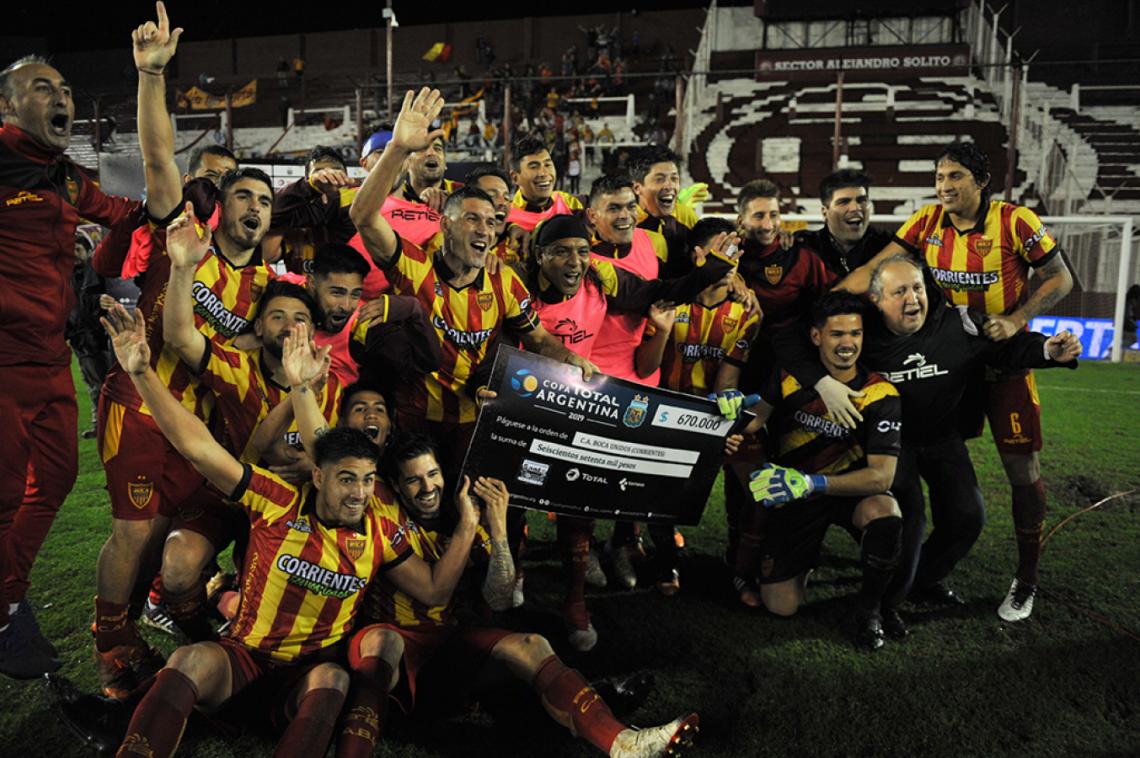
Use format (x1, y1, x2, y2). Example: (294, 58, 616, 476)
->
(282, 322, 334, 458)
(834, 240, 909, 294)
(133, 1, 185, 220)
(162, 204, 212, 370)
(103, 304, 243, 495)
(383, 477, 481, 606)
(349, 88, 445, 265)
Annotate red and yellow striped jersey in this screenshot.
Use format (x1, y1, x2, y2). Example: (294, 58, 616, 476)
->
(894, 200, 1058, 316)
(360, 499, 492, 629)
(103, 230, 273, 420)
(653, 299, 761, 396)
(226, 466, 411, 662)
(382, 238, 539, 424)
(198, 343, 341, 463)
(506, 190, 584, 232)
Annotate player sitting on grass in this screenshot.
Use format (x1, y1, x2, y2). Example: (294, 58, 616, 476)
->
(96, 303, 483, 758)
(737, 292, 904, 651)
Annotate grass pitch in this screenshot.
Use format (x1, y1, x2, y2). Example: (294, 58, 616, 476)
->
(2, 361, 1138, 757)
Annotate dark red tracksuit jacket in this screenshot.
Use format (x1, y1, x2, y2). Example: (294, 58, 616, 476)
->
(0, 124, 140, 367)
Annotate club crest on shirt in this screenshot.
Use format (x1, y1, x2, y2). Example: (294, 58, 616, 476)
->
(477, 292, 495, 312)
(346, 536, 366, 561)
(973, 237, 993, 255)
(66, 176, 80, 205)
(722, 316, 738, 329)
(128, 478, 154, 510)
(623, 394, 649, 428)
(764, 264, 783, 285)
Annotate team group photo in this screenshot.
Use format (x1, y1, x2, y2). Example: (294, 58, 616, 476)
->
(1, 1, 1138, 756)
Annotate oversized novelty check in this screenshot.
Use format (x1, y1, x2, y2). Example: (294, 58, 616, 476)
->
(459, 347, 751, 525)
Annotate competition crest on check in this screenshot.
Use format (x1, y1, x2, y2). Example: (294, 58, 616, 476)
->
(460, 347, 752, 525)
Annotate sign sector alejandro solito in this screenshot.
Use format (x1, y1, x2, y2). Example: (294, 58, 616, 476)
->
(460, 347, 750, 525)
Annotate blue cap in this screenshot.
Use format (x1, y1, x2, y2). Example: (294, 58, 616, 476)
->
(361, 130, 393, 160)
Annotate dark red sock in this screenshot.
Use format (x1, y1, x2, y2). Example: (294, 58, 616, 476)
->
(532, 656, 625, 752)
(335, 655, 393, 758)
(163, 584, 217, 642)
(1012, 480, 1047, 585)
(733, 503, 768, 580)
(95, 596, 141, 652)
(273, 687, 346, 758)
(558, 518, 591, 605)
(116, 668, 198, 758)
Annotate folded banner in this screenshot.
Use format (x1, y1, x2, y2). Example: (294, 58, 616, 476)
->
(460, 346, 750, 525)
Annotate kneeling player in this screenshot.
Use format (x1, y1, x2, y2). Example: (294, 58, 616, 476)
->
(354, 433, 700, 757)
(100, 304, 483, 757)
(742, 293, 904, 650)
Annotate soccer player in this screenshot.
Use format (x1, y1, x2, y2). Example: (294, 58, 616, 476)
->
(354, 432, 700, 758)
(653, 218, 761, 595)
(100, 303, 482, 758)
(629, 145, 700, 278)
(464, 164, 527, 265)
(506, 134, 585, 232)
(840, 142, 1074, 620)
(796, 169, 894, 276)
(526, 213, 738, 646)
(788, 255, 1080, 633)
(91, 5, 274, 696)
(266, 145, 358, 276)
(0, 52, 140, 678)
(349, 88, 596, 477)
(741, 292, 903, 651)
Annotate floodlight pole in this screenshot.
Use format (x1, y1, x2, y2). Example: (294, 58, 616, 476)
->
(384, 2, 397, 122)
(832, 71, 845, 169)
(1005, 62, 1022, 201)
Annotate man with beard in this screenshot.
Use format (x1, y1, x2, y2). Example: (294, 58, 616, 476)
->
(381, 133, 460, 247)
(0, 52, 141, 678)
(353, 433, 700, 758)
(630, 145, 699, 278)
(350, 88, 595, 479)
(506, 135, 585, 232)
(796, 169, 893, 277)
(91, 4, 276, 695)
(266, 145, 358, 277)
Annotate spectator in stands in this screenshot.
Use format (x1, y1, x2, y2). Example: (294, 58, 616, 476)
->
(796, 169, 893, 276)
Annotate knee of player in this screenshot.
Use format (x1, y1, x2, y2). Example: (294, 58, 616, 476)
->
(110, 517, 161, 550)
(761, 585, 801, 617)
(855, 495, 902, 526)
(999, 452, 1040, 485)
(358, 627, 405, 662)
(494, 632, 555, 667)
(161, 532, 212, 591)
(307, 662, 351, 694)
(166, 642, 223, 690)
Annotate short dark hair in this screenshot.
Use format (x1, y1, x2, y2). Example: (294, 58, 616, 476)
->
(934, 141, 990, 185)
(306, 145, 346, 174)
(464, 164, 512, 190)
(312, 242, 369, 280)
(253, 279, 317, 323)
(442, 185, 495, 220)
(628, 145, 681, 183)
(381, 431, 440, 483)
(510, 135, 550, 169)
(588, 174, 634, 207)
(314, 427, 380, 468)
(187, 145, 237, 177)
(217, 167, 274, 203)
(737, 179, 780, 216)
(689, 217, 735, 251)
(819, 169, 873, 206)
(810, 291, 866, 329)
(341, 378, 389, 418)
(0, 55, 51, 99)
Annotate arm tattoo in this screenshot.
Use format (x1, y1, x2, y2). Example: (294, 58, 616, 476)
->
(313, 425, 330, 439)
(1022, 254, 1073, 319)
(482, 537, 517, 612)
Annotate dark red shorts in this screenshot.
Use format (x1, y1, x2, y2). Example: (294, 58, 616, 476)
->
(98, 397, 203, 520)
(363, 623, 511, 713)
(216, 636, 346, 728)
(171, 485, 249, 552)
(985, 371, 1043, 454)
